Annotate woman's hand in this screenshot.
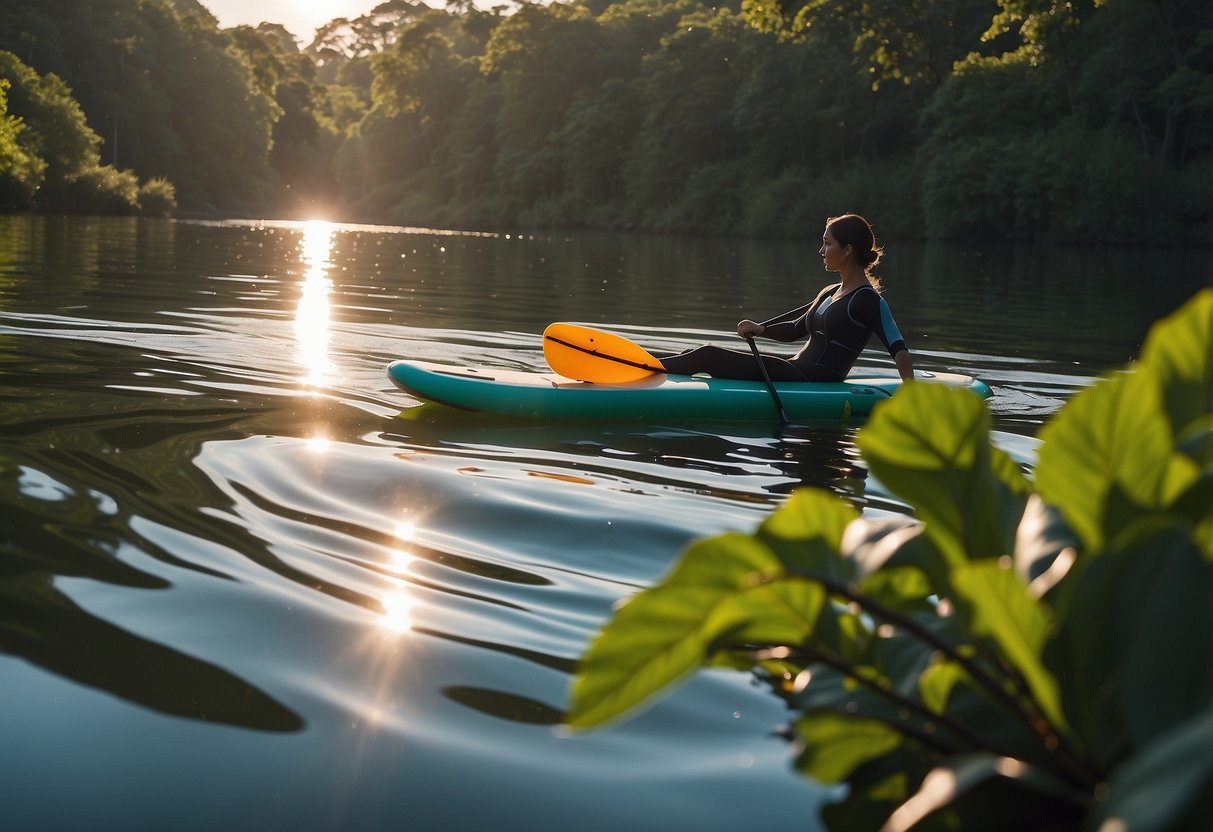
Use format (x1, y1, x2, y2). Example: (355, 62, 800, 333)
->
(736, 320, 765, 339)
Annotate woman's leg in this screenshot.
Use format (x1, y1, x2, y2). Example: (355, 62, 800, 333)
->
(661, 345, 806, 382)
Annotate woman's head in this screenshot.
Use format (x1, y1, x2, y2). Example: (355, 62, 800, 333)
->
(824, 213, 883, 278)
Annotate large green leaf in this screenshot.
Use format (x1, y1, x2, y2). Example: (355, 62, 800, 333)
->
(1137, 288, 1213, 452)
(790, 657, 901, 723)
(919, 657, 969, 715)
(1050, 519, 1212, 764)
(755, 486, 861, 579)
(1036, 368, 1199, 553)
(795, 710, 904, 784)
(1174, 472, 1213, 558)
(568, 490, 856, 728)
(951, 560, 1067, 736)
(928, 663, 1059, 768)
(844, 516, 953, 593)
(1112, 522, 1213, 748)
(716, 574, 828, 647)
(1014, 494, 1081, 587)
(1047, 547, 1131, 766)
(871, 616, 951, 699)
(858, 565, 934, 613)
(1087, 708, 1213, 832)
(568, 534, 793, 727)
(857, 383, 1030, 565)
(1165, 290, 1212, 546)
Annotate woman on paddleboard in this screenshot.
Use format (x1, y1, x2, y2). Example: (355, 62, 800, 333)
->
(660, 213, 914, 383)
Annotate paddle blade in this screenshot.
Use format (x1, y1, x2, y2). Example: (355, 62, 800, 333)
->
(543, 323, 665, 383)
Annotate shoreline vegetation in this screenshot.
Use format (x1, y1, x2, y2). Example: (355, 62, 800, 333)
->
(0, 0, 1210, 244)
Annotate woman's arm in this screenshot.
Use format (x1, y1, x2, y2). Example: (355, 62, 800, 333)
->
(895, 349, 914, 382)
(849, 291, 911, 378)
(737, 313, 802, 342)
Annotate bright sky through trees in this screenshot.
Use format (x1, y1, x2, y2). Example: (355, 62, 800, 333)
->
(201, 1, 381, 39)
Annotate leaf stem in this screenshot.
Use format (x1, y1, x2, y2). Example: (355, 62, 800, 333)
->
(786, 644, 1023, 760)
(781, 569, 1099, 789)
(787, 569, 1017, 706)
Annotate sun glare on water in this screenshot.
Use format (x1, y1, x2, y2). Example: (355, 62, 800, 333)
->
(379, 589, 414, 633)
(294, 220, 336, 386)
(378, 515, 421, 633)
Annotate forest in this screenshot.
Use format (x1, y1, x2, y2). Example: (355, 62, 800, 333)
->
(0, 0, 1209, 243)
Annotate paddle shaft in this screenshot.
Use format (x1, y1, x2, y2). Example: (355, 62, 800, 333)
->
(746, 337, 790, 425)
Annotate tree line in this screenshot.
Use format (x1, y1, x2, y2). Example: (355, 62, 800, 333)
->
(0, 0, 1209, 243)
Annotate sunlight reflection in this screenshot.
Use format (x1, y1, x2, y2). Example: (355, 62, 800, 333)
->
(294, 220, 336, 386)
(305, 435, 331, 453)
(387, 518, 419, 574)
(387, 548, 414, 574)
(379, 588, 414, 633)
(379, 514, 421, 630)
(362, 513, 432, 638)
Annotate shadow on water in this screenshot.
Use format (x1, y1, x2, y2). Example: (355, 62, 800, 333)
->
(383, 403, 871, 506)
(0, 461, 303, 732)
(442, 685, 565, 726)
(0, 572, 304, 731)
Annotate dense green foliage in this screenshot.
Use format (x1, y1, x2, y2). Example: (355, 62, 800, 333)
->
(0, 49, 152, 213)
(0, 0, 1209, 242)
(568, 288, 1213, 829)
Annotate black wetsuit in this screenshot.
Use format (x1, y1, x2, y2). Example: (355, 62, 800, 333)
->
(661, 283, 908, 382)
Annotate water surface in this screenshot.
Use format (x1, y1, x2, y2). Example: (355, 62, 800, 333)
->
(0, 216, 1206, 829)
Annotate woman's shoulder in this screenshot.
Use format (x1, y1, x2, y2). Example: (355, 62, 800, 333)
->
(839, 282, 880, 303)
(845, 283, 891, 315)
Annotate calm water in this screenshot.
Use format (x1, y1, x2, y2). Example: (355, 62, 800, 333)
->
(0, 215, 1207, 829)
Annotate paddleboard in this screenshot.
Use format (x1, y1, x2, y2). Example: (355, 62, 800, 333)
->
(387, 360, 993, 422)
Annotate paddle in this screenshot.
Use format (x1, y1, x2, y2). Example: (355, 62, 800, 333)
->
(745, 337, 790, 426)
(543, 323, 789, 427)
(542, 322, 665, 383)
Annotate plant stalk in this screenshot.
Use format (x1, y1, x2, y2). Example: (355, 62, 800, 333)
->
(782, 568, 1099, 789)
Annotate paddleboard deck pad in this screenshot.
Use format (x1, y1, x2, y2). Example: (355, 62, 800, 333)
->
(388, 360, 993, 422)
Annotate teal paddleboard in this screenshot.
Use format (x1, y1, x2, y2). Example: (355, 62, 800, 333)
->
(387, 360, 992, 422)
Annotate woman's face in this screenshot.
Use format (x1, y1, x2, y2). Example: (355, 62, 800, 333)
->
(819, 228, 850, 273)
